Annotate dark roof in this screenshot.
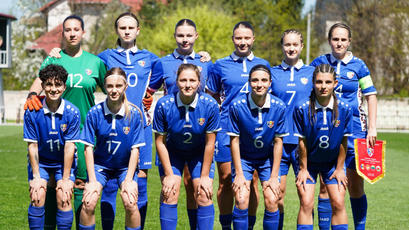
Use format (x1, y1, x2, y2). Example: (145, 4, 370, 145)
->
(0, 13, 17, 20)
(31, 24, 63, 53)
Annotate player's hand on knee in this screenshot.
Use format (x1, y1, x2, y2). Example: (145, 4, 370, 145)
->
(232, 174, 249, 200)
(296, 169, 313, 192)
(197, 176, 213, 201)
(29, 178, 47, 204)
(82, 181, 101, 208)
(263, 176, 281, 199)
(49, 47, 62, 58)
(121, 180, 138, 205)
(161, 174, 178, 200)
(56, 179, 74, 206)
(24, 93, 44, 111)
(329, 169, 348, 191)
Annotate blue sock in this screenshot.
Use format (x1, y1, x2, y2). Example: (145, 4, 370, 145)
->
(248, 215, 256, 230)
(350, 195, 367, 230)
(28, 205, 45, 230)
(219, 214, 233, 230)
(331, 224, 348, 230)
(125, 227, 141, 230)
(101, 179, 118, 230)
(297, 224, 313, 230)
(137, 177, 148, 230)
(197, 204, 214, 230)
(187, 209, 198, 230)
(232, 206, 248, 230)
(278, 212, 284, 230)
(160, 203, 178, 230)
(318, 197, 332, 230)
(263, 210, 279, 230)
(56, 209, 73, 230)
(78, 224, 95, 230)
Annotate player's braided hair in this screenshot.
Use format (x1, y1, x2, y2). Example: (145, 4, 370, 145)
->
(280, 29, 304, 45)
(104, 67, 142, 122)
(308, 64, 339, 126)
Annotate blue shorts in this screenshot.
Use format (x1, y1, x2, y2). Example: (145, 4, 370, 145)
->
(27, 162, 75, 182)
(158, 154, 215, 179)
(214, 132, 231, 163)
(280, 144, 299, 176)
(231, 157, 279, 182)
(139, 124, 153, 170)
(94, 164, 138, 187)
(294, 162, 345, 185)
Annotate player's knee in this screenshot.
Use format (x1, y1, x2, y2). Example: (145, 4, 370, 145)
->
(234, 192, 249, 209)
(82, 197, 98, 213)
(300, 197, 314, 212)
(196, 192, 212, 206)
(330, 197, 345, 213)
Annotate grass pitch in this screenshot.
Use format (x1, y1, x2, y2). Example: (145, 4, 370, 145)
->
(0, 125, 408, 229)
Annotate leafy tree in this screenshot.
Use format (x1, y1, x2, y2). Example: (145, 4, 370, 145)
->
(3, 0, 48, 89)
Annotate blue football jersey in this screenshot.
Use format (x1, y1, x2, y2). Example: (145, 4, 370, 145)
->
(80, 101, 146, 169)
(150, 50, 212, 94)
(98, 47, 163, 111)
(270, 60, 314, 144)
(310, 52, 377, 132)
(293, 98, 353, 163)
(23, 99, 81, 166)
(227, 93, 289, 160)
(206, 52, 271, 129)
(152, 92, 220, 159)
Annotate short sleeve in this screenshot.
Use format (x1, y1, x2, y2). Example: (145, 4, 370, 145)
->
(64, 110, 81, 142)
(131, 108, 146, 148)
(148, 53, 164, 91)
(206, 62, 221, 94)
(205, 101, 220, 133)
(23, 111, 37, 142)
(309, 57, 323, 67)
(80, 111, 96, 146)
(357, 60, 376, 95)
(152, 100, 167, 135)
(97, 50, 108, 65)
(293, 106, 305, 138)
(226, 104, 240, 136)
(275, 106, 289, 137)
(96, 59, 107, 94)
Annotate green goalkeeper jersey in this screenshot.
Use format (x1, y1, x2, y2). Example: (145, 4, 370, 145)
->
(40, 50, 106, 127)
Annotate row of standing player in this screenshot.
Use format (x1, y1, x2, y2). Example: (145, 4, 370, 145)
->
(24, 12, 377, 230)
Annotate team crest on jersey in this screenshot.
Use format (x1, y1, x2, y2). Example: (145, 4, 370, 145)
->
(198, 118, 205, 126)
(198, 66, 203, 72)
(300, 77, 308, 85)
(138, 60, 146, 67)
(334, 120, 341, 127)
(123, 126, 130, 135)
(85, 69, 92, 76)
(347, 72, 355, 79)
(267, 121, 274, 128)
(60, 124, 67, 132)
(367, 147, 374, 157)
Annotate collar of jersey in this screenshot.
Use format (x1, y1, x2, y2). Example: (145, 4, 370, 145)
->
(173, 49, 196, 60)
(176, 92, 199, 108)
(103, 100, 125, 117)
(280, 59, 304, 70)
(116, 46, 138, 53)
(248, 93, 271, 110)
(231, 51, 254, 61)
(329, 51, 353, 64)
(43, 98, 65, 115)
(315, 96, 334, 110)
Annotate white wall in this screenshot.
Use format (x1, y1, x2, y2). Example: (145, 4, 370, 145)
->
(47, 1, 71, 32)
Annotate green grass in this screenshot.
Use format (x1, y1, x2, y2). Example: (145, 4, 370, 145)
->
(0, 126, 408, 229)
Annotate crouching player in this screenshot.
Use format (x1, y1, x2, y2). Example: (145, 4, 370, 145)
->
(79, 67, 145, 230)
(227, 64, 289, 230)
(24, 64, 80, 229)
(293, 64, 352, 230)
